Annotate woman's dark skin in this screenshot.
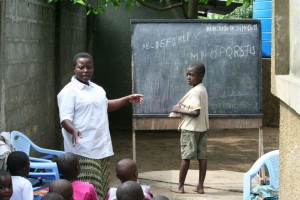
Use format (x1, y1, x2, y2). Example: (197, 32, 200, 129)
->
(61, 57, 143, 146)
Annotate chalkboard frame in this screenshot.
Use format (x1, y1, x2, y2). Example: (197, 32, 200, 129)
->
(131, 19, 263, 119)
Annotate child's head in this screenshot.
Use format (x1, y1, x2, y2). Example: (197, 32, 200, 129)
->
(41, 192, 65, 200)
(186, 62, 205, 87)
(116, 158, 138, 183)
(49, 179, 73, 200)
(153, 195, 169, 200)
(56, 152, 80, 180)
(116, 181, 144, 200)
(0, 170, 12, 200)
(7, 151, 30, 176)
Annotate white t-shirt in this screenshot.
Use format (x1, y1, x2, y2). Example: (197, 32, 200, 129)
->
(11, 176, 33, 200)
(107, 185, 152, 200)
(57, 76, 114, 159)
(178, 83, 209, 132)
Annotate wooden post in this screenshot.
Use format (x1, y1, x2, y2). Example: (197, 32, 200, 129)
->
(259, 127, 265, 184)
(132, 129, 136, 162)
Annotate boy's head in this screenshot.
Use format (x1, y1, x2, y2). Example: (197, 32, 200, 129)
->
(0, 170, 13, 200)
(116, 181, 144, 200)
(186, 62, 205, 87)
(116, 158, 138, 183)
(153, 195, 169, 200)
(57, 152, 80, 180)
(7, 151, 30, 176)
(41, 192, 65, 200)
(49, 179, 73, 200)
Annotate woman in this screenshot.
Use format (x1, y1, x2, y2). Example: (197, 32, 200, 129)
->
(57, 52, 143, 199)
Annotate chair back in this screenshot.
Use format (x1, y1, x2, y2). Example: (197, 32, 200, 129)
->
(243, 150, 279, 200)
(10, 131, 33, 155)
(265, 150, 280, 189)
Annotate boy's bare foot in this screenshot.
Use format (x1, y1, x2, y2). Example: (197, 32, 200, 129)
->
(170, 186, 184, 194)
(193, 187, 204, 194)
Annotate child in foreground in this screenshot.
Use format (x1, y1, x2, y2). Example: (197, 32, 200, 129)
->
(41, 192, 65, 200)
(169, 61, 209, 194)
(7, 151, 33, 200)
(56, 152, 99, 200)
(0, 170, 12, 200)
(49, 179, 73, 200)
(106, 158, 153, 200)
(116, 181, 144, 200)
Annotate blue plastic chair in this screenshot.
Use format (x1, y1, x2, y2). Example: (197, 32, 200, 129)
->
(10, 131, 64, 162)
(10, 131, 64, 181)
(243, 150, 279, 200)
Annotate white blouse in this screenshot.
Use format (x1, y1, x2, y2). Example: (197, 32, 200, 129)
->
(57, 76, 114, 159)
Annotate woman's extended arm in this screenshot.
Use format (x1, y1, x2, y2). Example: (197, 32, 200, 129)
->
(108, 94, 143, 112)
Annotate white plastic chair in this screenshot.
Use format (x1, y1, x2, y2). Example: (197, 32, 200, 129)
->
(243, 150, 279, 200)
(10, 131, 64, 181)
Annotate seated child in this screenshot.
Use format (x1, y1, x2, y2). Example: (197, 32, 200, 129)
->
(0, 170, 13, 200)
(153, 195, 169, 200)
(49, 179, 73, 200)
(106, 158, 153, 200)
(116, 181, 144, 200)
(41, 192, 65, 200)
(7, 151, 33, 200)
(56, 152, 99, 200)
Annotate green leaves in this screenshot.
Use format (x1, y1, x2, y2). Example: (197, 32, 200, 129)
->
(47, 0, 251, 16)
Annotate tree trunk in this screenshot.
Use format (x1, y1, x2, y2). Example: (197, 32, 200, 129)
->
(188, 0, 198, 19)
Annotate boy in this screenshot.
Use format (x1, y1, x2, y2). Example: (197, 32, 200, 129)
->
(41, 192, 65, 200)
(0, 170, 13, 200)
(56, 152, 99, 200)
(7, 151, 33, 200)
(169, 62, 209, 194)
(106, 158, 152, 200)
(49, 179, 73, 200)
(116, 181, 144, 200)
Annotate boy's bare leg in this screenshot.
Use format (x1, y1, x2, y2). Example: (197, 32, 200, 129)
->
(170, 159, 190, 193)
(194, 159, 207, 194)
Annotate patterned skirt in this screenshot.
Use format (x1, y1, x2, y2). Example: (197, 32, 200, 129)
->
(77, 156, 110, 200)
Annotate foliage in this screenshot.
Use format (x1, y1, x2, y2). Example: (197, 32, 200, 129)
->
(48, 0, 250, 17)
(205, 1, 252, 19)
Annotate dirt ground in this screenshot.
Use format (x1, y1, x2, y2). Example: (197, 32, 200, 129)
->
(109, 126, 279, 181)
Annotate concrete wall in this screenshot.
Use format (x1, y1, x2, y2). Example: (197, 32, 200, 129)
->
(0, 0, 86, 150)
(262, 59, 279, 127)
(271, 0, 300, 198)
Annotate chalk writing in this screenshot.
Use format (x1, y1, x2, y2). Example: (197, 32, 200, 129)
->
(190, 45, 256, 60)
(206, 24, 258, 32)
(142, 32, 190, 50)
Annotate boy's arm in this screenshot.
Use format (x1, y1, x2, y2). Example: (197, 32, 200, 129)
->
(172, 105, 200, 117)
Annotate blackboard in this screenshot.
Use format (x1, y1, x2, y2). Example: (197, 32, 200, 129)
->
(131, 19, 262, 117)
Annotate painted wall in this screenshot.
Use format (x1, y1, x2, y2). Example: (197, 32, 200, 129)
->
(92, 4, 184, 129)
(271, 0, 300, 198)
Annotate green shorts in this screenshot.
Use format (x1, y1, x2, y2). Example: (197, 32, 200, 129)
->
(180, 129, 207, 160)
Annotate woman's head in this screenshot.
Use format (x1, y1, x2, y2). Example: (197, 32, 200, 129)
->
(0, 170, 12, 200)
(7, 151, 30, 176)
(72, 52, 94, 84)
